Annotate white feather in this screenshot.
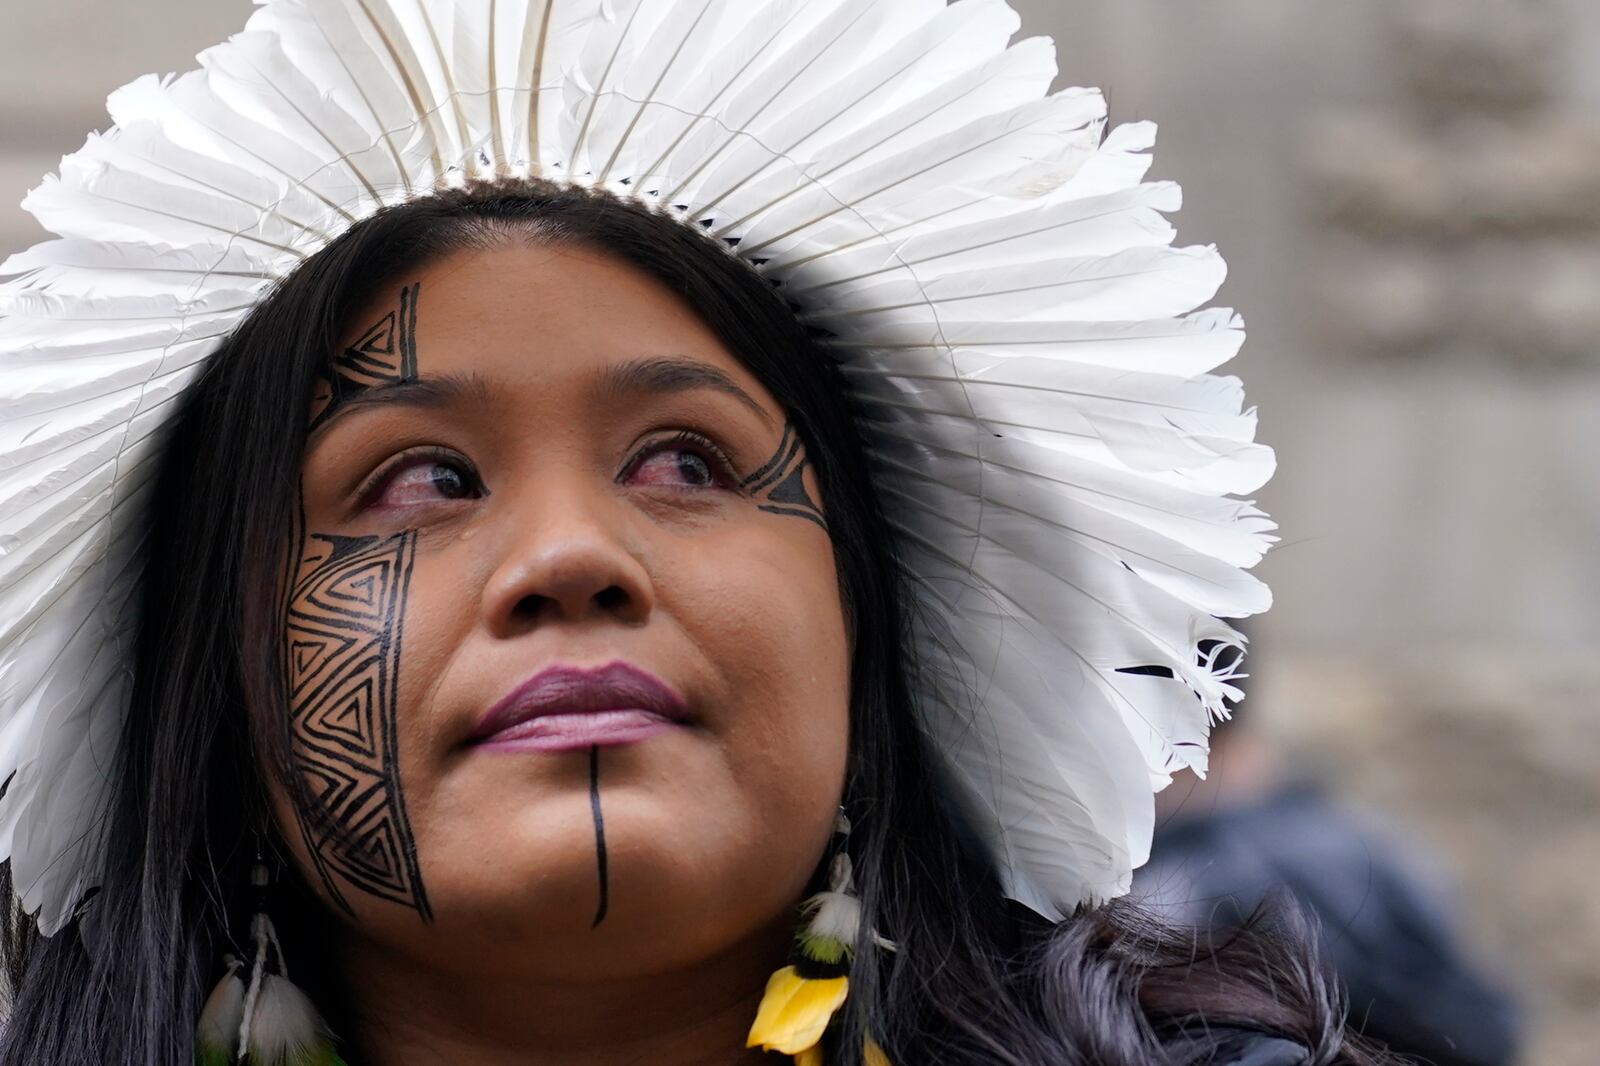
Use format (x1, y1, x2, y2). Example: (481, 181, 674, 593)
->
(195, 962, 247, 1054)
(804, 891, 861, 946)
(246, 974, 335, 1065)
(823, 309, 1247, 379)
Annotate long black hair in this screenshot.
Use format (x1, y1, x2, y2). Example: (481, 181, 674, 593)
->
(0, 180, 1389, 1064)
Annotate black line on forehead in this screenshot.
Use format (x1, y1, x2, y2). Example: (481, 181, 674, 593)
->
(400, 280, 419, 379)
(309, 281, 424, 434)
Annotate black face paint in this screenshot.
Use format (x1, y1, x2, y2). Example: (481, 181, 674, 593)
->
(741, 424, 827, 531)
(283, 280, 432, 920)
(589, 744, 610, 928)
(284, 529, 432, 921)
(309, 281, 422, 431)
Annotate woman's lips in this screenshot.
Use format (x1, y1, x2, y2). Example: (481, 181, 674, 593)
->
(476, 708, 678, 753)
(470, 661, 688, 754)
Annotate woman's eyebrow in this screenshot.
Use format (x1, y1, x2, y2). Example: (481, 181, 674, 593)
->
(595, 356, 775, 429)
(309, 371, 491, 440)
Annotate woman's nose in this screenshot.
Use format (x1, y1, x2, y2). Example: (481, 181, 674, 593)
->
(479, 475, 655, 637)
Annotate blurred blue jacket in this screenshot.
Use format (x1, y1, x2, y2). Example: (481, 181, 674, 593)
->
(1135, 780, 1522, 1066)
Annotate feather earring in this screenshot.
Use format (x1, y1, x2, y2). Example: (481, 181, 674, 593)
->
(195, 957, 246, 1066)
(195, 858, 347, 1066)
(747, 811, 895, 1065)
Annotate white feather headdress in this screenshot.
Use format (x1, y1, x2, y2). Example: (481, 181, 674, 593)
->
(0, 0, 1274, 935)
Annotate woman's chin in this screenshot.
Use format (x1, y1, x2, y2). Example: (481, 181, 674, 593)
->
(375, 792, 780, 977)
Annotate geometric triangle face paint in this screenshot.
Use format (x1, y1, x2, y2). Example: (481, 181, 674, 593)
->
(739, 424, 827, 532)
(288, 282, 432, 921)
(308, 282, 421, 431)
(284, 528, 431, 921)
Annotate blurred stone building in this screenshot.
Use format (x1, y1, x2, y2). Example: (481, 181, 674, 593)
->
(1031, 4, 1600, 1063)
(2, 1, 1596, 1062)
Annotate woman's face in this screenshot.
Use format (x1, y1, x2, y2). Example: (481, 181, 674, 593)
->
(272, 240, 850, 980)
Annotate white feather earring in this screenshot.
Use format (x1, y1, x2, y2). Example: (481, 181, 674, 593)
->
(195, 956, 246, 1066)
(195, 858, 347, 1066)
(748, 809, 895, 1064)
(796, 812, 870, 965)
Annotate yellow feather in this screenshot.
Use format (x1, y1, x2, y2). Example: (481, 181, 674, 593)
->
(746, 966, 849, 1055)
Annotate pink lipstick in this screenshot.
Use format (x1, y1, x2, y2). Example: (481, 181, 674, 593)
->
(471, 661, 688, 754)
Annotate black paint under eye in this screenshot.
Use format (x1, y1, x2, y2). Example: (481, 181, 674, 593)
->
(740, 423, 827, 531)
(285, 529, 432, 921)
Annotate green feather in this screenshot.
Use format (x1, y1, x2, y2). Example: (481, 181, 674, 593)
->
(797, 930, 850, 966)
(282, 1044, 347, 1066)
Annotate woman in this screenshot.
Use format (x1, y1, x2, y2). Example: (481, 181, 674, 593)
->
(0, 2, 1388, 1063)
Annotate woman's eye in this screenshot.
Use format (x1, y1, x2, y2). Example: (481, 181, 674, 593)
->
(626, 436, 735, 490)
(370, 455, 483, 508)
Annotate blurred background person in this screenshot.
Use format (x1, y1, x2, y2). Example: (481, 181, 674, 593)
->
(1134, 636, 1523, 1066)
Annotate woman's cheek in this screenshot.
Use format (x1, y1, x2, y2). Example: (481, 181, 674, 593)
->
(273, 519, 478, 927)
(280, 528, 436, 921)
(680, 523, 849, 772)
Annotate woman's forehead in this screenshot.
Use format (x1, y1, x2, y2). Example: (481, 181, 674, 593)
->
(343, 244, 703, 357)
(318, 243, 784, 431)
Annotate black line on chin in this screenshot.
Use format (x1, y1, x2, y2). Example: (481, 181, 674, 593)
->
(589, 744, 610, 928)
